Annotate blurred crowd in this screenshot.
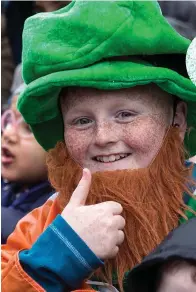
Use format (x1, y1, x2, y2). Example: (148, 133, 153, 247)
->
(1, 1, 71, 111)
(1, 1, 196, 242)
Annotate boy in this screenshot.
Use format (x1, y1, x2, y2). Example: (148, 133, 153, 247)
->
(2, 1, 196, 292)
(1, 84, 53, 243)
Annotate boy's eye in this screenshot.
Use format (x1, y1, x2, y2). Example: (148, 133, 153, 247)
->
(116, 111, 136, 120)
(74, 117, 93, 126)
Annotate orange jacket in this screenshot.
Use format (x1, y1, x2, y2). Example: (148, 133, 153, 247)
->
(2, 194, 95, 292)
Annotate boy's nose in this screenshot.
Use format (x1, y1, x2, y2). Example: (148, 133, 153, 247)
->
(2, 124, 19, 144)
(94, 122, 119, 146)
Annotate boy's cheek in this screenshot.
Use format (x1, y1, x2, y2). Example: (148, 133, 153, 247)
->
(122, 118, 166, 154)
(64, 130, 91, 164)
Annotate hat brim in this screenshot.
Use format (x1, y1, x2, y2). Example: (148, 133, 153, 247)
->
(18, 60, 196, 155)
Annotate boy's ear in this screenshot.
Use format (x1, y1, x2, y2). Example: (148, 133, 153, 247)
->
(173, 101, 187, 141)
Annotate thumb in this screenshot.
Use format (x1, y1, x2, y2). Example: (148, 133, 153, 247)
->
(69, 168, 92, 207)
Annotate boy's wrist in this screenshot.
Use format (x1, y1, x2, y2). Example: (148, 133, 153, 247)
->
(58, 214, 104, 269)
(19, 214, 103, 290)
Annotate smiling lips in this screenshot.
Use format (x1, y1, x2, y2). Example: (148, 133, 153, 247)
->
(1, 147, 15, 164)
(94, 153, 130, 163)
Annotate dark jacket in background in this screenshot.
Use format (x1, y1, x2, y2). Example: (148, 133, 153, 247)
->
(127, 217, 196, 292)
(1, 11, 14, 110)
(4, 1, 34, 65)
(1, 179, 54, 244)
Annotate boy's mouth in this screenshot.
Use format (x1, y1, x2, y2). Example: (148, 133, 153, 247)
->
(93, 153, 131, 163)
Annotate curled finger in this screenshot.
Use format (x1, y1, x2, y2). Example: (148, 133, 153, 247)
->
(117, 230, 125, 246)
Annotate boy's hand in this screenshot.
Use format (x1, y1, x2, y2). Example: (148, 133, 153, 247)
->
(61, 168, 125, 260)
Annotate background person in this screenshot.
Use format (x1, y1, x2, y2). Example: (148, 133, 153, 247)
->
(1, 84, 54, 243)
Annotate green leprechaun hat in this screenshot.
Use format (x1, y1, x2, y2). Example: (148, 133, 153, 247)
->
(18, 0, 196, 156)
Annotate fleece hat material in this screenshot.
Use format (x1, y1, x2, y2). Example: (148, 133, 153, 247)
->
(18, 0, 196, 155)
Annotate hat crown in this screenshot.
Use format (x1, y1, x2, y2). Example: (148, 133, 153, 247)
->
(22, 0, 189, 84)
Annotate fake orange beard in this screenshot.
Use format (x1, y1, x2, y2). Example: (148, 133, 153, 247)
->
(46, 127, 195, 290)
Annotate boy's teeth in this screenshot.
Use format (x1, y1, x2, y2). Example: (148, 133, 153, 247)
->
(109, 155, 116, 162)
(120, 154, 126, 158)
(103, 156, 109, 162)
(96, 153, 128, 162)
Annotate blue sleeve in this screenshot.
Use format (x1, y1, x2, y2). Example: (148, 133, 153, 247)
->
(19, 215, 104, 292)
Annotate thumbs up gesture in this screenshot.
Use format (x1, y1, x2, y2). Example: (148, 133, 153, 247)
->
(61, 168, 125, 260)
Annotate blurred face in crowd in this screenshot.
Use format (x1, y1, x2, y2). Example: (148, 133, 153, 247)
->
(61, 84, 187, 173)
(157, 261, 196, 292)
(1, 95, 48, 184)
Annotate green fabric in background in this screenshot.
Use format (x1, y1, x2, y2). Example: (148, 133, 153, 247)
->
(18, 0, 196, 153)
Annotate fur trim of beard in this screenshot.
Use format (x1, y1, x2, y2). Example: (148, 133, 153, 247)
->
(46, 127, 195, 290)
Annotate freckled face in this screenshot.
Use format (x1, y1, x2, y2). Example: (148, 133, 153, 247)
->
(61, 85, 173, 173)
